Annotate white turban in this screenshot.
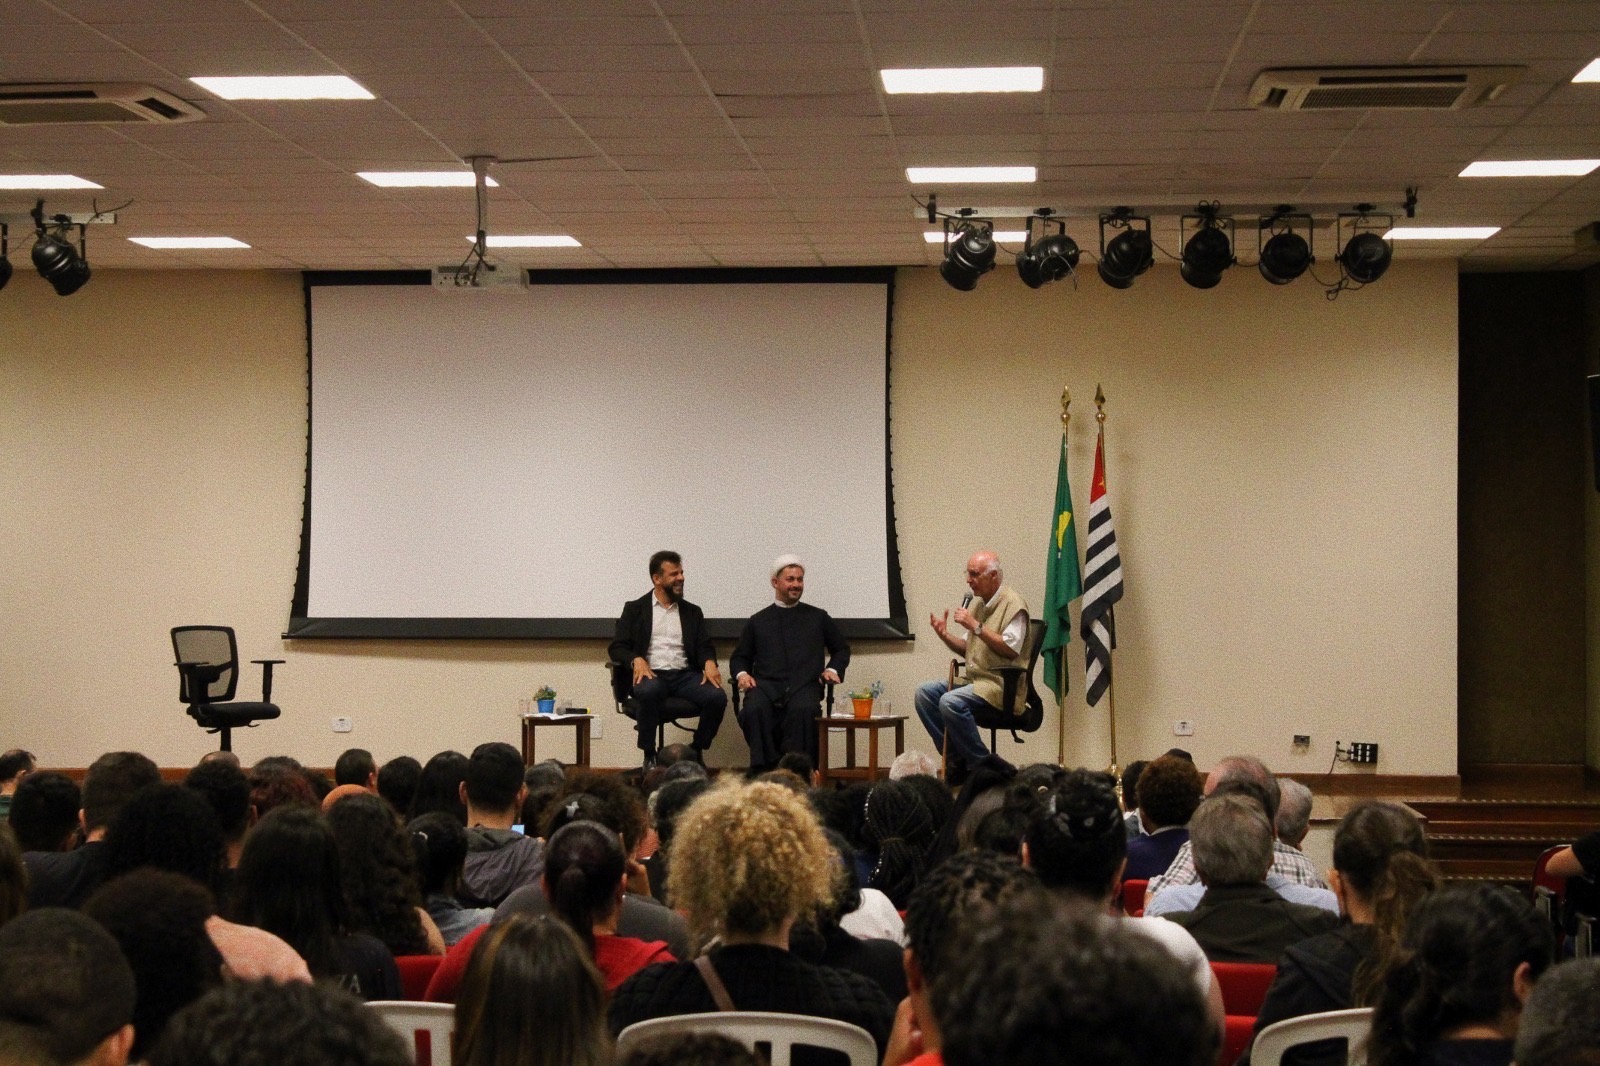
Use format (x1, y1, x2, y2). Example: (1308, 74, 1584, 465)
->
(771, 554, 804, 578)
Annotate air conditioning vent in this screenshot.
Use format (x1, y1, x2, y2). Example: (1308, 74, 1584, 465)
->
(0, 83, 204, 125)
(1249, 66, 1524, 111)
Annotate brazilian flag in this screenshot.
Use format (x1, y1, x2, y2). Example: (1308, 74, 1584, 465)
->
(1043, 433, 1083, 699)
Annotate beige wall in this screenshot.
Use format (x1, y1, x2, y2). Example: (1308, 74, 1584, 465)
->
(0, 260, 1460, 775)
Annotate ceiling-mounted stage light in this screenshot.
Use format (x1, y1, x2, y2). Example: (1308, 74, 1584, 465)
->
(940, 214, 997, 291)
(1016, 209, 1079, 289)
(1257, 206, 1314, 285)
(29, 200, 90, 296)
(1179, 203, 1235, 289)
(1336, 205, 1394, 287)
(0, 224, 11, 292)
(1097, 208, 1153, 289)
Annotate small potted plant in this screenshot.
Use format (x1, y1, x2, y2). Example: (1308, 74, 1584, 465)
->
(533, 685, 557, 715)
(848, 680, 883, 720)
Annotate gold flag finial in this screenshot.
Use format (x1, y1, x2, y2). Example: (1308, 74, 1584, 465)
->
(1061, 386, 1071, 430)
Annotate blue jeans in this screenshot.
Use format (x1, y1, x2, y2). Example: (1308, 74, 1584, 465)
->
(914, 680, 992, 767)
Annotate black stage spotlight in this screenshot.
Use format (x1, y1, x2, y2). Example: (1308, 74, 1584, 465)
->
(1016, 210, 1080, 289)
(29, 201, 91, 296)
(1097, 208, 1153, 289)
(1257, 207, 1313, 285)
(1336, 206, 1393, 286)
(940, 217, 996, 291)
(1179, 204, 1234, 289)
(0, 224, 11, 292)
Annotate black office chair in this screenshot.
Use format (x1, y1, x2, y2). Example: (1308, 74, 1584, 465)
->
(606, 660, 702, 753)
(171, 626, 283, 752)
(946, 618, 1048, 762)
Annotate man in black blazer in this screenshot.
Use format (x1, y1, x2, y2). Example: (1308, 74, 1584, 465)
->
(608, 550, 727, 764)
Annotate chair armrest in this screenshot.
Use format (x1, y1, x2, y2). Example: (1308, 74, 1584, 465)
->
(250, 659, 284, 703)
(175, 660, 225, 704)
(604, 660, 632, 705)
(948, 658, 965, 689)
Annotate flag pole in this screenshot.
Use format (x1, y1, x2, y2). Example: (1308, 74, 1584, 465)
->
(1096, 384, 1120, 781)
(1057, 385, 1071, 769)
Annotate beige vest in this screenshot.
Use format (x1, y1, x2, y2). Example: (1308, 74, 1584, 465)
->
(965, 583, 1029, 715)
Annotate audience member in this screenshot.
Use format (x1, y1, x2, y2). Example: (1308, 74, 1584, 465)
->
(1276, 778, 1315, 849)
(1163, 793, 1338, 962)
(617, 1031, 763, 1066)
(661, 759, 708, 785)
(654, 743, 701, 769)
(146, 979, 410, 1066)
(643, 776, 709, 904)
(524, 758, 567, 792)
(333, 748, 376, 789)
(900, 774, 955, 841)
(375, 754, 422, 816)
(1125, 753, 1203, 880)
(460, 742, 544, 906)
(196, 750, 240, 769)
(82, 870, 223, 1060)
(7, 770, 80, 853)
(325, 791, 444, 955)
(1512, 958, 1600, 1066)
(0, 908, 136, 1066)
(609, 779, 895, 1057)
(969, 785, 1035, 858)
(299, 767, 335, 803)
(25, 751, 159, 909)
(0, 749, 35, 820)
(930, 892, 1218, 1066)
(862, 779, 936, 909)
(792, 829, 906, 1003)
(544, 819, 674, 990)
(246, 761, 316, 819)
(1120, 758, 1149, 836)
(1245, 801, 1440, 1066)
(320, 783, 368, 811)
(409, 811, 494, 946)
(182, 760, 252, 873)
(409, 750, 470, 822)
(230, 805, 400, 999)
(453, 916, 611, 1066)
(778, 751, 818, 786)
(1369, 884, 1554, 1066)
(0, 824, 25, 929)
(890, 750, 941, 780)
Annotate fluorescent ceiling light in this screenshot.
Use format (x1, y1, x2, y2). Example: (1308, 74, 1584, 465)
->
(906, 166, 1036, 184)
(882, 66, 1044, 94)
(923, 230, 1028, 243)
(468, 235, 581, 248)
(1573, 58, 1600, 82)
(1460, 159, 1600, 177)
(359, 172, 499, 187)
(128, 236, 251, 249)
(0, 174, 102, 189)
(1384, 226, 1500, 240)
(190, 75, 373, 100)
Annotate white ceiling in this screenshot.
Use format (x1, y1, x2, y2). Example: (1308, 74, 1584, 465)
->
(2, 0, 1598, 272)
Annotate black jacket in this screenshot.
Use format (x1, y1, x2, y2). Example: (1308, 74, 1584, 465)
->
(1241, 923, 1374, 1066)
(609, 592, 717, 672)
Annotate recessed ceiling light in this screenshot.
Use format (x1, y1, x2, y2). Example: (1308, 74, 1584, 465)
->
(923, 230, 1028, 243)
(190, 75, 373, 100)
(128, 236, 252, 249)
(358, 172, 499, 188)
(1573, 58, 1600, 82)
(1384, 226, 1500, 240)
(0, 175, 102, 190)
(469, 235, 581, 248)
(906, 166, 1036, 184)
(882, 67, 1045, 94)
(1460, 159, 1600, 178)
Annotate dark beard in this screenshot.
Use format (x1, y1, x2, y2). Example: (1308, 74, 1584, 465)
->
(662, 584, 683, 604)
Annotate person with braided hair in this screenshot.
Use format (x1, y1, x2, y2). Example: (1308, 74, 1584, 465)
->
(1021, 769, 1225, 1031)
(544, 819, 674, 990)
(1242, 801, 1441, 1066)
(862, 779, 937, 909)
(1368, 883, 1554, 1066)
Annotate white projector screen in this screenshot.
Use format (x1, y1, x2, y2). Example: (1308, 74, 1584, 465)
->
(289, 269, 908, 640)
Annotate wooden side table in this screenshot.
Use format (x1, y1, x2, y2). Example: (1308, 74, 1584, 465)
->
(816, 714, 907, 785)
(521, 713, 592, 768)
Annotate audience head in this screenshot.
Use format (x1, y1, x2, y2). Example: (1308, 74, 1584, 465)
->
(8, 770, 81, 852)
(182, 761, 252, 846)
(617, 1031, 763, 1066)
(755, 768, 808, 794)
(1370, 883, 1554, 1066)
(905, 851, 1036, 990)
(1119, 760, 1148, 811)
(862, 779, 936, 909)
(146, 979, 410, 1066)
(453, 916, 609, 1066)
(1331, 801, 1440, 1004)
(0, 908, 136, 1066)
(668, 778, 833, 946)
(543, 820, 627, 954)
(83, 870, 223, 1060)
(246, 763, 317, 819)
(82, 752, 160, 836)
(660, 759, 708, 786)
(776, 752, 815, 783)
(1023, 770, 1126, 899)
(375, 755, 422, 816)
(934, 893, 1217, 1066)
(1015, 762, 1067, 794)
(230, 804, 348, 978)
(1190, 793, 1274, 887)
(101, 783, 225, 895)
(410, 811, 471, 898)
(651, 778, 710, 849)
(523, 759, 566, 792)
(196, 750, 239, 769)
(1134, 754, 1204, 832)
(325, 791, 428, 955)
(320, 783, 368, 812)
(299, 768, 334, 804)
(970, 789, 1035, 858)
(1514, 958, 1600, 1066)
(0, 824, 25, 929)
(900, 773, 955, 837)
(815, 828, 863, 931)
(1275, 778, 1314, 848)
(890, 750, 941, 780)
(655, 743, 699, 768)
(464, 742, 526, 816)
(333, 748, 376, 789)
(0, 750, 35, 792)
(1206, 754, 1280, 825)
(547, 772, 649, 857)
(410, 750, 469, 823)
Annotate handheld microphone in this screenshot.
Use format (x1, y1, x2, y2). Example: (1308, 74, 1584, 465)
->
(961, 593, 973, 609)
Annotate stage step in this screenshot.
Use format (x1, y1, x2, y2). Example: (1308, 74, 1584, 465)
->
(1403, 797, 1600, 891)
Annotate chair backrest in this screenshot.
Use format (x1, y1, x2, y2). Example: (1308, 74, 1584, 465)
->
(395, 954, 445, 1001)
(1211, 962, 1278, 1016)
(1120, 878, 1148, 917)
(615, 1012, 878, 1066)
(1251, 1007, 1374, 1066)
(171, 626, 239, 703)
(1533, 844, 1568, 900)
(367, 1000, 454, 1066)
(1015, 618, 1047, 730)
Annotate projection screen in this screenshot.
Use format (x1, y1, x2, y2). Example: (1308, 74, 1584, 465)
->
(288, 268, 907, 640)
